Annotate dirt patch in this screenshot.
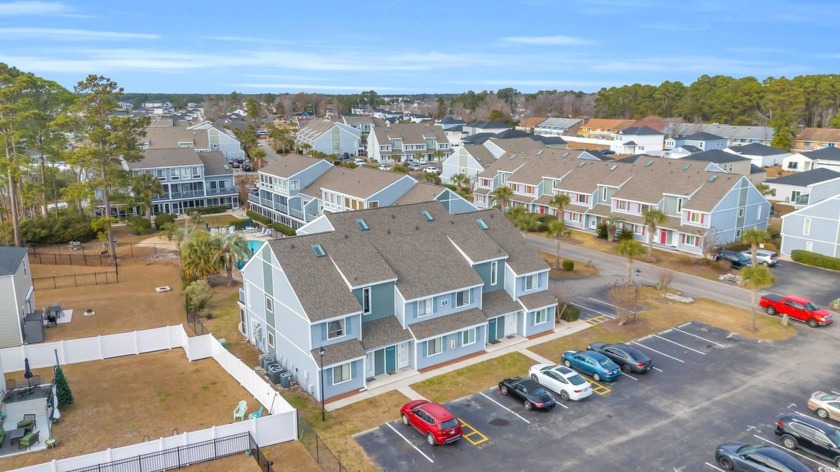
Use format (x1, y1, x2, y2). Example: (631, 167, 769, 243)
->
(539, 252, 599, 279)
(178, 441, 319, 472)
(0, 351, 254, 471)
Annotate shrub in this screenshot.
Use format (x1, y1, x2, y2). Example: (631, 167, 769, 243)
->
(154, 213, 175, 229)
(230, 218, 250, 230)
(193, 205, 229, 215)
(558, 304, 580, 322)
(710, 260, 732, 271)
(126, 216, 152, 235)
(561, 259, 575, 271)
(791, 250, 840, 271)
(615, 228, 635, 242)
(246, 210, 296, 236)
(596, 223, 609, 239)
(21, 211, 97, 244)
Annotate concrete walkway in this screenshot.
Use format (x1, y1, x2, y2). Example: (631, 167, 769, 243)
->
(326, 320, 590, 411)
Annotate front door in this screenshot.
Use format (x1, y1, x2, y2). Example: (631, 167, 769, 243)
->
(385, 346, 396, 373)
(659, 229, 667, 245)
(365, 352, 374, 378)
(398, 342, 409, 369)
(497, 316, 506, 338)
(374, 349, 385, 376)
(504, 313, 516, 336)
(488, 318, 498, 342)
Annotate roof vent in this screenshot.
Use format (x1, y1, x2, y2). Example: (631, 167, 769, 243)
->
(708, 175, 719, 182)
(421, 210, 434, 221)
(510, 154, 517, 160)
(609, 164, 618, 171)
(645, 160, 654, 167)
(562, 152, 570, 158)
(311, 243, 326, 257)
(682, 164, 691, 170)
(476, 218, 490, 230)
(536, 150, 544, 156)
(577, 162, 586, 167)
(356, 218, 370, 231)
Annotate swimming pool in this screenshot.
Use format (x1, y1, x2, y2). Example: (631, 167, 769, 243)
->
(236, 240, 265, 269)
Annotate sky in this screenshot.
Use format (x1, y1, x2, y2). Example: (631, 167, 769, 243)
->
(0, 0, 838, 95)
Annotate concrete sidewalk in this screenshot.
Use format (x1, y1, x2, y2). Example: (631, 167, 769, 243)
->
(326, 320, 591, 411)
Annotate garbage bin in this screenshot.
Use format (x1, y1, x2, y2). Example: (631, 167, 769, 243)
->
(267, 363, 284, 384)
(280, 371, 292, 388)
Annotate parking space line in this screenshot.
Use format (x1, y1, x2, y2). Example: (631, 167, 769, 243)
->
(679, 321, 692, 328)
(704, 462, 725, 471)
(584, 314, 611, 326)
(672, 327, 725, 347)
(620, 372, 638, 381)
(653, 334, 706, 355)
(580, 376, 612, 395)
(555, 401, 568, 409)
(457, 417, 489, 446)
(631, 341, 686, 363)
(653, 367, 664, 373)
(571, 302, 616, 319)
(479, 392, 531, 424)
(752, 435, 827, 468)
(587, 297, 614, 307)
(385, 423, 434, 463)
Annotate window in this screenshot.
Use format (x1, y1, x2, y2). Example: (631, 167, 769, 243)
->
(327, 319, 345, 339)
(417, 298, 433, 317)
(525, 274, 538, 291)
(576, 193, 587, 204)
(265, 296, 273, 313)
(462, 328, 476, 346)
(535, 309, 548, 324)
(192, 167, 202, 179)
(456, 290, 471, 307)
(332, 363, 351, 384)
(676, 199, 683, 213)
(155, 169, 166, 180)
(427, 337, 443, 356)
(689, 212, 702, 223)
(601, 187, 608, 202)
(756, 205, 762, 220)
(803, 218, 811, 236)
(616, 200, 629, 211)
(737, 208, 745, 218)
(268, 331, 275, 348)
(362, 287, 371, 315)
(169, 168, 180, 180)
(683, 235, 698, 246)
(735, 229, 742, 239)
(490, 261, 498, 285)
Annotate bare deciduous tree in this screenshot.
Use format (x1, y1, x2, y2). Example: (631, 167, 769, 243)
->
(552, 283, 576, 322)
(657, 269, 674, 294)
(608, 282, 637, 326)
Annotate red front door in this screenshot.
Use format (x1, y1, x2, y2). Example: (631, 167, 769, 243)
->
(659, 229, 667, 244)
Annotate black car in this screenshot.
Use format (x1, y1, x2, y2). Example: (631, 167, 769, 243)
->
(498, 377, 555, 411)
(715, 442, 810, 471)
(242, 163, 253, 172)
(717, 250, 752, 269)
(587, 342, 653, 374)
(775, 412, 840, 467)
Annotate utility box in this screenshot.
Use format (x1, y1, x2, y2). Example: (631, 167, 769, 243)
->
(280, 371, 292, 388)
(267, 363, 284, 384)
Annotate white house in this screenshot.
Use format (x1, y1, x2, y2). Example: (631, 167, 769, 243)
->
(780, 194, 840, 257)
(765, 169, 840, 206)
(612, 126, 664, 154)
(534, 118, 582, 137)
(782, 147, 840, 173)
(725, 143, 790, 168)
(462, 121, 510, 136)
(0, 247, 35, 348)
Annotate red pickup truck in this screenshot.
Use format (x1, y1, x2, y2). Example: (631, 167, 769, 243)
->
(759, 294, 833, 328)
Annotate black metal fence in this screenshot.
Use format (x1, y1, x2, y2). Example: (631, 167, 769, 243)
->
(67, 431, 251, 472)
(33, 270, 118, 290)
(28, 242, 178, 265)
(298, 414, 348, 472)
(248, 433, 275, 472)
(29, 251, 111, 266)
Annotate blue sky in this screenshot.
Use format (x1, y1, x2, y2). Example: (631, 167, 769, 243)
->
(0, 0, 837, 94)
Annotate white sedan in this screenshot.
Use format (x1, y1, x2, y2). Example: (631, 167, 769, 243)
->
(528, 364, 593, 401)
(423, 165, 440, 174)
(377, 164, 392, 171)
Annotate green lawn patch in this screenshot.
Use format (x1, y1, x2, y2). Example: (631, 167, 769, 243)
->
(411, 352, 534, 403)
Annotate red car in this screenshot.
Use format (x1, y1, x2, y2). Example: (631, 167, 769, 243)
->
(400, 400, 462, 446)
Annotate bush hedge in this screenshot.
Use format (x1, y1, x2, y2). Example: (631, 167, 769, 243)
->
(596, 222, 609, 239)
(126, 216, 152, 235)
(562, 259, 575, 271)
(192, 205, 229, 216)
(791, 250, 840, 271)
(558, 304, 580, 322)
(153, 213, 175, 229)
(230, 218, 251, 230)
(246, 210, 296, 236)
(21, 212, 97, 244)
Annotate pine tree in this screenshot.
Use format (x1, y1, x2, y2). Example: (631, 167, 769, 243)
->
(54, 365, 74, 407)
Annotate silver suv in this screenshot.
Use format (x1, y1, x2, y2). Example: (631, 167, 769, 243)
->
(740, 249, 779, 266)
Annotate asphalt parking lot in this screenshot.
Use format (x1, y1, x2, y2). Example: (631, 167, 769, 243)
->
(355, 322, 840, 471)
(770, 260, 838, 308)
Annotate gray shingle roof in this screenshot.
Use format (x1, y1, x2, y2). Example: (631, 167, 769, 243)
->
(312, 339, 366, 368)
(767, 168, 840, 187)
(728, 143, 788, 156)
(260, 154, 325, 178)
(677, 132, 725, 141)
(482, 290, 521, 318)
(408, 308, 487, 340)
(361, 317, 412, 351)
(620, 126, 663, 136)
(518, 291, 558, 311)
(802, 146, 840, 161)
(130, 148, 203, 169)
(300, 165, 410, 200)
(0, 246, 27, 276)
(685, 149, 750, 164)
(196, 151, 233, 176)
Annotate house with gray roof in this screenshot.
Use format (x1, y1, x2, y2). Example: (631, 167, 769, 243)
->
(296, 119, 362, 158)
(765, 168, 840, 206)
(724, 143, 790, 168)
(0, 247, 35, 349)
(781, 194, 840, 258)
(665, 132, 728, 152)
(368, 123, 452, 163)
(144, 120, 245, 162)
(613, 126, 665, 155)
(782, 146, 840, 174)
(534, 118, 583, 137)
(462, 121, 511, 136)
(665, 123, 774, 147)
(239, 203, 555, 401)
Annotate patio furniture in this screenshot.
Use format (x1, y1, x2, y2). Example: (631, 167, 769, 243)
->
(18, 413, 36, 432)
(19, 430, 40, 449)
(248, 406, 264, 420)
(8, 427, 26, 445)
(45, 438, 58, 448)
(233, 400, 247, 421)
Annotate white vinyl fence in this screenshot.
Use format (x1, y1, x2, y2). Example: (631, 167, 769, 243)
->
(2, 326, 297, 472)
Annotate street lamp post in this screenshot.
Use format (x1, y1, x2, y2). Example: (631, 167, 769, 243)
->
(633, 269, 641, 321)
(318, 347, 326, 422)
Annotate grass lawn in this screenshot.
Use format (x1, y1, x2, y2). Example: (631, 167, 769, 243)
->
(204, 286, 260, 368)
(538, 252, 599, 279)
(183, 441, 319, 472)
(530, 287, 797, 361)
(282, 389, 410, 472)
(410, 352, 535, 404)
(0, 351, 253, 471)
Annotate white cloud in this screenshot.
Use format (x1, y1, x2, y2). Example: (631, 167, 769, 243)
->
(502, 35, 593, 46)
(448, 79, 612, 89)
(0, 27, 158, 41)
(0, 1, 70, 16)
(231, 83, 402, 92)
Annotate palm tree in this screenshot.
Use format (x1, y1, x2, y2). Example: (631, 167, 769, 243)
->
(740, 265, 777, 331)
(508, 206, 536, 231)
(451, 173, 470, 192)
(213, 232, 249, 287)
(549, 193, 571, 223)
(605, 216, 623, 243)
(490, 185, 513, 211)
(741, 229, 771, 266)
(546, 219, 570, 268)
(131, 173, 163, 223)
(617, 239, 645, 282)
(423, 172, 438, 184)
(433, 148, 446, 163)
(181, 230, 221, 282)
(642, 208, 667, 257)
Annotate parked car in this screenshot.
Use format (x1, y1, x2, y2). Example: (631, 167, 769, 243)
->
(399, 400, 462, 446)
(715, 442, 811, 471)
(354, 158, 366, 166)
(600, 149, 616, 155)
(740, 249, 779, 267)
(561, 350, 621, 382)
(423, 165, 440, 175)
(242, 163, 253, 172)
(377, 164, 392, 171)
(717, 250, 753, 269)
(527, 364, 592, 401)
(759, 294, 833, 328)
(405, 161, 421, 171)
(775, 412, 840, 467)
(808, 391, 840, 422)
(586, 342, 652, 374)
(498, 377, 556, 411)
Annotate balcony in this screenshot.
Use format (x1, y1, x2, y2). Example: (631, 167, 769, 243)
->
(206, 187, 237, 196)
(168, 190, 206, 199)
(793, 194, 810, 206)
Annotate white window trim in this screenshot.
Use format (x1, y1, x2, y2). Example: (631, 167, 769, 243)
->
(525, 274, 538, 291)
(455, 290, 471, 308)
(427, 337, 443, 357)
(803, 217, 811, 236)
(417, 298, 433, 317)
(535, 309, 548, 324)
(265, 296, 273, 313)
(267, 331, 275, 348)
(327, 319, 345, 339)
(332, 363, 352, 385)
(490, 261, 498, 286)
(362, 287, 372, 315)
(462, 328, 476, 346)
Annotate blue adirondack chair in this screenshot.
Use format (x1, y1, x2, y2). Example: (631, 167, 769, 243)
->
(248, 406, 265, 420)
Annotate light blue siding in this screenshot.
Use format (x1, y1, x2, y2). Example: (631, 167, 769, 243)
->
(310, 315, 362, 349)
(354, 282, 395, 322)
(368, 177, 416, 206)
(708, 178, 770, 245)
(405, 286, 482, 326)
(294, 160, 333, 193)
(513, 271, 549, 299)
(474, 260, 505, 293)
(415, 326, 485, 370)
(781, 197, 840, 257)
(524, 305, 556, 338)
(323, 359, 365, 399)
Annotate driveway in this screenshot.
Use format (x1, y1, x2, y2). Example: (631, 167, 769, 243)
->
(771, 260, 838, 307)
